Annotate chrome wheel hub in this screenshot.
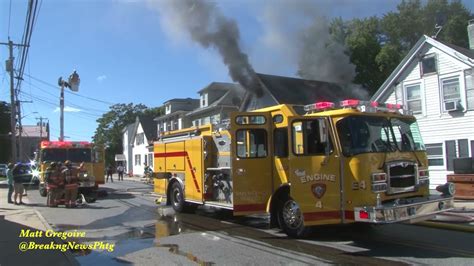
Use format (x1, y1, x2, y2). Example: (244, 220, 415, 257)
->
(173, 188, 181, 206)
(282, 200, 303, 229)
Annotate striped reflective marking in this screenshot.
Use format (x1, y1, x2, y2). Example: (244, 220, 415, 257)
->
(154, 151, 201, 193)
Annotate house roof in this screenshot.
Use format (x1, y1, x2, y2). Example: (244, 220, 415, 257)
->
(163, 98, 199, 105)
(372, 35, 474, 102)
(255, 73, 362, 105)
(137, 115, 157, 143)
(186, 83, 244, 117)
(197, 82, 240, 93)
(18, 125, 47, 138)
(438, 40, 474, 59)
(122, 122, 137, 145)
(154, 110, 188, 121)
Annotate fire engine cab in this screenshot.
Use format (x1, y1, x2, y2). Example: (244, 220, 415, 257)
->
(153, 100, 454, 237)
(37, 140, 105, 200)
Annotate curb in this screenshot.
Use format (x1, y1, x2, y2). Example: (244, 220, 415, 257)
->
(33, 209, 79, 265)
(417, 221, 474, 233)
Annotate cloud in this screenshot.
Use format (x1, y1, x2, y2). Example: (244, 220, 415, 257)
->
(54, 106, 81, 113)
(97, 75, 107, 82)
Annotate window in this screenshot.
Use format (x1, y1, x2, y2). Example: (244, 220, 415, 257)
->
(465, 69, 474, 110)
(235, 115, 266, 125)
(165, 104, 171, 115)
(274, 128, 288, 157)
(136, 133, 145, 145)
(134, 154, 141, 165)
(292, 119, 332, 156)
(426, 143, 443, 167)
(441, 77, 461, 112)
(148, 153, 154, 167)
(421, 55, 436, 75)
(405, 84, 422, 114)
(201, 93, 208, 107)
(236, 129, 267, 158)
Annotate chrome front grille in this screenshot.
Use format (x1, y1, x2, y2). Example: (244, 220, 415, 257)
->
(387, 161, 417, 194)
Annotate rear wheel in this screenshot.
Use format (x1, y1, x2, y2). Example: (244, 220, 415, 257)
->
(278, 197, 309, 238)
(170, 182, 185, 212)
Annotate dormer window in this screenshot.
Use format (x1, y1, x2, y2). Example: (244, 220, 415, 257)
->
(165, 104, 171, 115)
(200, 93, 208, 107)
(421, 55, 437, 76)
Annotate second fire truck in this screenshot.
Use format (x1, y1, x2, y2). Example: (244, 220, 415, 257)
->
(37, 140, 105, 201)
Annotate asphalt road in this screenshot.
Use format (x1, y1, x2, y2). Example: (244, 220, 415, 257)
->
(25, 180, 474, 265)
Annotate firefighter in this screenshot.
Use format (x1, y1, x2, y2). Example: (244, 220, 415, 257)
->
(62, 160, 79, 208)
(45, 162, 58, 207)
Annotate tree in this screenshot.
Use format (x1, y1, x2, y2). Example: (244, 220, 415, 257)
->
(92, 103, 163, 166)
(300, 0, 473, 95)
(0, 101, 11, 163)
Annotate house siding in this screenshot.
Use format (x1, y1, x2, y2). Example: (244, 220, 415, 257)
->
(374, 38, 474, 188)
(132, 123, 152, 177)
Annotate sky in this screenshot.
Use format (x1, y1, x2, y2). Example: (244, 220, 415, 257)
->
(1, 0, 473, 142)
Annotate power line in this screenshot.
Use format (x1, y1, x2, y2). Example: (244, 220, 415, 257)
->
(22, 77, 107, 114)
(23, 73, 116, 105)
(19, 91, 102, 119)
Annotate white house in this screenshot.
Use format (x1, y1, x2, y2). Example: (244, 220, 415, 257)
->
(372, 34, 474, 188)
(121, 122, 137, 175)
(131, 115, 157, 177)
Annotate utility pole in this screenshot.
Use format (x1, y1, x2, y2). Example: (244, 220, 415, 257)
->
(36, 116, 48, 140)
(1, 39, 29, 162)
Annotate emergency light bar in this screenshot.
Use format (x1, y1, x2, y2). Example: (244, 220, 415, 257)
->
(41, 140, 92, 149)
(304, 101, 335, 112)
(304, 99, 413, 115)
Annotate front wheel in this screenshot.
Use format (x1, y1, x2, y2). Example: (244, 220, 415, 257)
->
(39, 184, 47, 197)
(278, 197, 309, 238)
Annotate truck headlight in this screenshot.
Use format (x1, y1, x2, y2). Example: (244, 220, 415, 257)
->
(436, 182, 455, 196)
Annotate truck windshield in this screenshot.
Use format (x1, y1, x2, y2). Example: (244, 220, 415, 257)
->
(336, 115, 425, 156)
(41, 148, 92, 163)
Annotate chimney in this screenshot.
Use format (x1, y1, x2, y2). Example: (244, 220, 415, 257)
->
(468, 19, 474, 50)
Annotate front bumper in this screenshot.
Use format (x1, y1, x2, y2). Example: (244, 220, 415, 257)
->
(354, 195, 453, 224)
(78, 175, 96, 188)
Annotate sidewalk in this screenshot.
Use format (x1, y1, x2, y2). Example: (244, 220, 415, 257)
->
(0, 187, 78, 266)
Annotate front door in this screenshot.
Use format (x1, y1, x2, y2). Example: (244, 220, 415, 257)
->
(287, 117, 342, 225)
(230, 112, 273, 215)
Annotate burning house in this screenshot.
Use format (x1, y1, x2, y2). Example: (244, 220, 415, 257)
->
(240, 73, 366, 112)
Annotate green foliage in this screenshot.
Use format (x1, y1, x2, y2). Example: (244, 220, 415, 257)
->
(92, 103, 163, 166)
(309, 0, 473, 95)
(0, 101, 11, 163)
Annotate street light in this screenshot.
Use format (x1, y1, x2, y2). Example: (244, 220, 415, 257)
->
(58, 70, 80, 141)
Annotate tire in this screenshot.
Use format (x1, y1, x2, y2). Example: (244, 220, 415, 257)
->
(278, 196, 309, 238)
(39, 184, 47, 197)
(170, 182, 185, 212)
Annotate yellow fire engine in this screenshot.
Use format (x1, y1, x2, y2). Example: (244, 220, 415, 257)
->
(153, 100, 454, 237)
(37, 141, 105, 199)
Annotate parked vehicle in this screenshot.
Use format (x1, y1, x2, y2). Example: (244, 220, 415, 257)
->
(0, 163, 7, 177)
(13, 163, 39, 186)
